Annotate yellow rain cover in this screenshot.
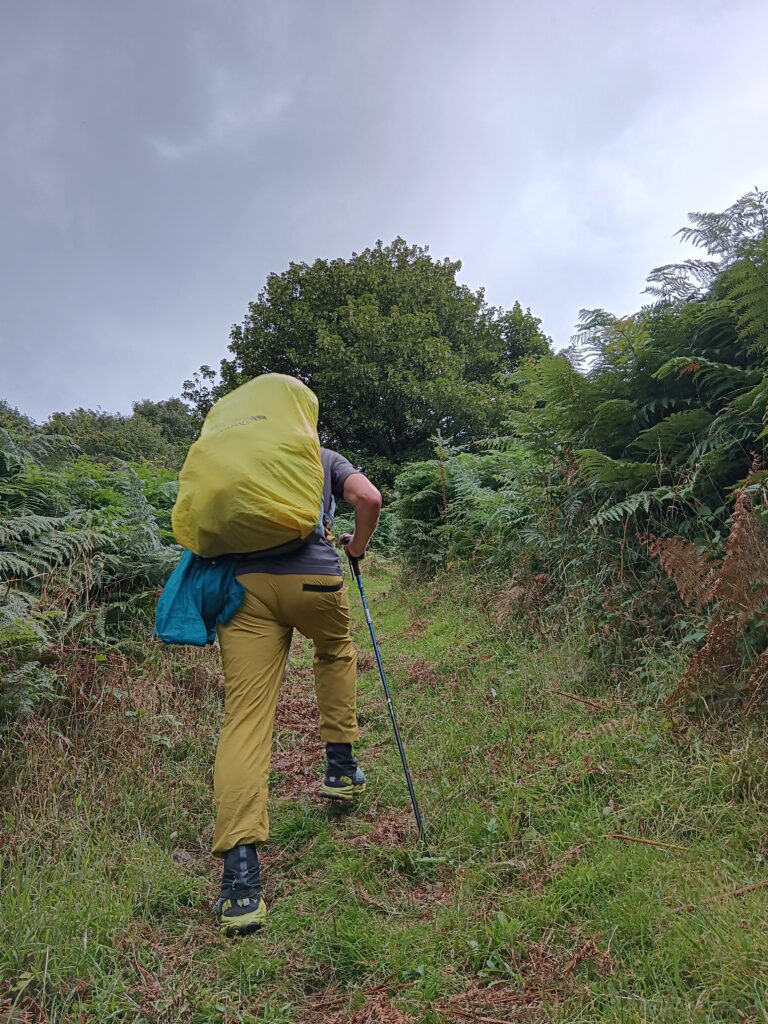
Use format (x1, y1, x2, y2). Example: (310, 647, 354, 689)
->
(172, 374, 324, 558)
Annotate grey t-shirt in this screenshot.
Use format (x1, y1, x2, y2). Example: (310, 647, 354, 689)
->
(236, 447, 358, 576)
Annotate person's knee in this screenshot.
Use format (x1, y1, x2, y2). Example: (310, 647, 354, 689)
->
(315, 639, 356, 665)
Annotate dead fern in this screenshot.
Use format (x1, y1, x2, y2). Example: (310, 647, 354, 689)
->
(643, 534, 718, 612)
(742, 647, 768, 715)
(715, 484, 768, 622)
(649, 470, 768, 708)
(663, 612, 741, 707)
(494, 573, 550, 632)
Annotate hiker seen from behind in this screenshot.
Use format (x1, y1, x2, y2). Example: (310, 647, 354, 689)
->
(162, 373, 381, 937)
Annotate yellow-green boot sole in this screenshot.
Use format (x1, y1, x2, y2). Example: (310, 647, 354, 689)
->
(216, 895, 267, 937)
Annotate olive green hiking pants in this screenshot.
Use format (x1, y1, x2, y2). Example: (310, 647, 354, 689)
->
(212, 573, 359, 854)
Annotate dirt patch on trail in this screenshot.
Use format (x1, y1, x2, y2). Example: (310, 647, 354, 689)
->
(348, 808, 417, 848)
(436, 933, 613, 1021)
(300, 987, 415, 1024)
(405, 880, 454, 916)
(406, 658, 440, 689)
(404, 617, 428, 639)
(357, 649, 376, 673)
(271, 645, 382, 801)
(272, 664, 326, 801)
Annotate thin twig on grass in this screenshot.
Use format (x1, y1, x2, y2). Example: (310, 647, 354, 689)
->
(674, 878, 768, 913)
(436, 985, 564, 1023)
(305, 981, 411, 1011)
(607, 833, 687, 852)
(551, 688, 608, 711)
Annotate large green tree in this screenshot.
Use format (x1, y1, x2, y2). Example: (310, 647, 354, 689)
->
(216, 239, 548, 481)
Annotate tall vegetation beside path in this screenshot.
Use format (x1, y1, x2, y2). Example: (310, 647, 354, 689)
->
(44, 397, 200, 470)
(395, 190, 768, 711)
(0, 421, 177, 726)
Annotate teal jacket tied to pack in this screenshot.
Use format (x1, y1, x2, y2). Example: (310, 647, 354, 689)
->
(155, 550, 245, 646)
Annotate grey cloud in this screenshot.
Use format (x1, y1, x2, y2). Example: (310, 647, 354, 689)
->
(2, 0, 768, 419)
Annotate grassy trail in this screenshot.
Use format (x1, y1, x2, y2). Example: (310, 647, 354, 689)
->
(3, 558, 768, 1022)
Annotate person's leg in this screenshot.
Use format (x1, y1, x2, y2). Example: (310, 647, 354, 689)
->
(213, 574, 292, 935)
(284, 575, 359, 740)
(213, 574, 291, 855)
(281, 575, 363, 799)
(214, 844, 265, 936)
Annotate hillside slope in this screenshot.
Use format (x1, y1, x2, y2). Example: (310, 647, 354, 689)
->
(3, 559, 768, 1023)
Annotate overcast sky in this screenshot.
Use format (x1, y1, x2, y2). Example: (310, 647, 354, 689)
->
(2, 0, 768, 421)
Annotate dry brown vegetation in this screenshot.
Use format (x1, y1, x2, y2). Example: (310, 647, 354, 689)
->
(647, 474, 768, 707)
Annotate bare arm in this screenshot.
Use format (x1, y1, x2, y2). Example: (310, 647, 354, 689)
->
(341, 473, 382, 559)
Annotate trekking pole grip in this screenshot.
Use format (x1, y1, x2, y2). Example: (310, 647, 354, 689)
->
(340, 535, 362, 578)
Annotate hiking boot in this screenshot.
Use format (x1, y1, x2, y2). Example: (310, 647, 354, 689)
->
(216, 843, 266, 937)
(320, 742, 366, 801)
(319, 764, 366, 801)
(215, 892, 267, 937)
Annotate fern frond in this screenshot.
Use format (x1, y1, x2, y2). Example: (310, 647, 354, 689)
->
(645, 534, 719, 610)
(728, 244, 768, 349)
(688, 445, 743, 493)
(589, 399, 638, 444)
(644, 260, 720, 301)
(715, 483, 768, 622)
(0, 513, 73, 546)
(575, 449, 660, 493)
(742, 647, 768, 713)
(0, 551, 39, 579)
(636, 396, 694, 425)
(0, 427, 79, 477)
(631, 409, 714, 456)
(589, 486, 679, 527)
(677, 190, 768, 257)
(700, 409, 759, 455)
(731, 380, 768, 417)
(644, 190, 768, 304)
(664, 612, 741, 706)
(653, 357, 760, 402)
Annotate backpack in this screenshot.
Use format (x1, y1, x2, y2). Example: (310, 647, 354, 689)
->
(172, 373, 325, 558)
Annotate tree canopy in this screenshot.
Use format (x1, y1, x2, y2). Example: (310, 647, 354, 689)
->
(215, 238, 549, 482)
(44, 398, 198, 469)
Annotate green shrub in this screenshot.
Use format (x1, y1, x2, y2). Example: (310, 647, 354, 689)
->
(0, 423, 178, 726)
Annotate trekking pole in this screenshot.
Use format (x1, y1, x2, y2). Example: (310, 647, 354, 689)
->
(342, 540, 427, 848)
